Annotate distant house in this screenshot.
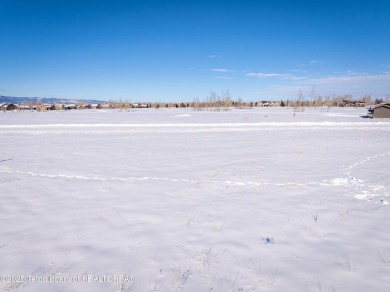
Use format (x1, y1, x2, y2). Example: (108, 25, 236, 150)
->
(259, 101, 271, 107)
(368, 103, 390, 118)
(131, 103, 148, 108)
(64, 104, 77, 110)
(86, 104, 98, 109)
(43, 103, 52, 110)
(258, 101, 280, 107)
(97, 103, 109, 109)
(339, 100, 366, 107)
(6, 104, 19, 111)
(50, 104, 65, 110)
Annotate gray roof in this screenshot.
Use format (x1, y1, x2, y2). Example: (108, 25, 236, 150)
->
(369, 103, 390, 110)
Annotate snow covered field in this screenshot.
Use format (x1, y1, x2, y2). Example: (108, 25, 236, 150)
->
(0, 107, 389, 291)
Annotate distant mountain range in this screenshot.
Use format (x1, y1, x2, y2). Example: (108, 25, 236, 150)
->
(0, 96, 104, 104)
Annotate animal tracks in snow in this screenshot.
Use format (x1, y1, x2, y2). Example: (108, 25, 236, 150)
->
(1, 152, 388, 204)
(1, 169, 383, 203)
(0, 169, 327, 188)
(345, 151, 390, 177)
(328, 151, 390, 203)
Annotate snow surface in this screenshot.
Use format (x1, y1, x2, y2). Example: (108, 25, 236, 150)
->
(0, 107, 389, 291)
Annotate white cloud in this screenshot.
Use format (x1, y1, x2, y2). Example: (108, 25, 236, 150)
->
(246, 71, 390, 97)
(246, 72, 307, 81)
(259, 85, 313, 97)
(302, 74, 390, 97)
(210, 68, 230, 73)
(246, 72, 291, 78)
(214, 76, 233, 80)
(298, 60, 323, 67)
(310, 74, 390, 84)
(346, 70, 368, 76)
(246, 69, 390, 97)
(247, 70, 390, 87)
(286, 76, 308, 81)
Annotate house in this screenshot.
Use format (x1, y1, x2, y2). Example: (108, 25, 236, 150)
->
(51, 104, 65, 110)
(86, 104, 98, 109)
(6, 104, 19, 111)
(259, 101, 271, 107)
(131, 103, 148, 108)
(97, 103, 109, 109)
(64, 104, 77, 110)
(367, 103, 390, 118)
(339, 100, 366, 107)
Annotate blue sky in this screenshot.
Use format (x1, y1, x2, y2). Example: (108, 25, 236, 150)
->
(1, 0, 389, 101)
